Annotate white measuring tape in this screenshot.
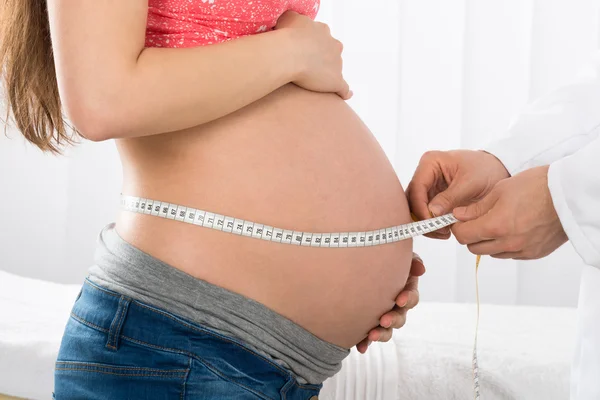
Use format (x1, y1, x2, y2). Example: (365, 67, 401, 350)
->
(120, 193, 480, 397)
(120, 194, 459, 247)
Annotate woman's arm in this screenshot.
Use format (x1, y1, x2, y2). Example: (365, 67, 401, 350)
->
(47, 1, 348, 141)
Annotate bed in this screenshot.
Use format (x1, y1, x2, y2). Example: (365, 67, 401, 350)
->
(0, 270, 576, 400)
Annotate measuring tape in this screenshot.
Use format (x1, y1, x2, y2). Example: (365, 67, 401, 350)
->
(120, 194, 458, 247)
(120, 193, 481, 397)
(474, 255, 481, 400)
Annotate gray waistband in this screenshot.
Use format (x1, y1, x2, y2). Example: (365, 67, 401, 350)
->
(87, 223, 349, 384)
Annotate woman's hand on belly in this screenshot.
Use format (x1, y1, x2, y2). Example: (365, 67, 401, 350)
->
(356, 253, 426, 353)
(275, 11, 351, 100)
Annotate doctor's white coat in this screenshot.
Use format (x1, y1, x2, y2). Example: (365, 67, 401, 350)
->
(484, 54, 600, 400)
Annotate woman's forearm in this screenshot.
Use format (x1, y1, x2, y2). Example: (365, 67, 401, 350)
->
(77, 30, 301, 141)
(51, 2, 345, 141)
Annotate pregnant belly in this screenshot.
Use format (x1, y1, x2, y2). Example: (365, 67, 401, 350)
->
(115, 84, 413, 348)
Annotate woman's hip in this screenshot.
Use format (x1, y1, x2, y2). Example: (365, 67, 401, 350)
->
(54, 280, 322, 400)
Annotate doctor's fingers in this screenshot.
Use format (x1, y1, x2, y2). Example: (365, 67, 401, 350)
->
(406, 162, 438, 219)
(490, 252, 528, 260)
(452, 211, 506, 246)
(406, 162, 451, 239)
(453, 187, 500, 222)
(466, 236, 527, 256)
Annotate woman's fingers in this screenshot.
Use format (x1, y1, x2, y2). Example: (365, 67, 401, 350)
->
(394, 276, 420, 310)
(378, 306, 408, 330)
(410, 253, 426, 276)
(368, 325, 395, 343)
(356, 338, 370, 354)
(336, 79, 352, 100)
(360, 254, 424, 351)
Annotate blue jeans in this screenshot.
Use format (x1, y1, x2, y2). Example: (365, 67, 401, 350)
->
(53, 280, 322, 399)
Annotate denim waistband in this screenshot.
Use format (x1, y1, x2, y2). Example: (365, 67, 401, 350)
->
(87, 223, 349, 384)
(71, 279, 322, 399)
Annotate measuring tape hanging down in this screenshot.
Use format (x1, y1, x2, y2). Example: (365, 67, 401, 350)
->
(120, 194, 481, 398)
(474, 255, 482, 400)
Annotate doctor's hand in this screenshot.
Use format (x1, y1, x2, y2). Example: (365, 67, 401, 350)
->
(406, 150, 510, 239)
(452, 166, 568, 260)
(356, 253, 425, 354)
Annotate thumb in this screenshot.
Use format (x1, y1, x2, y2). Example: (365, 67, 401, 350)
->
(428, 183, 471, 217)
(453, 192, 497, 222)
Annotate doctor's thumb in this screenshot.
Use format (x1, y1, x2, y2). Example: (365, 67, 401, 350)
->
(428, 185, 467, 217)
(453, 197, 493, 222)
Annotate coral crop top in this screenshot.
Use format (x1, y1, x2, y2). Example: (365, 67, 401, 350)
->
(146, 0, 320, 48)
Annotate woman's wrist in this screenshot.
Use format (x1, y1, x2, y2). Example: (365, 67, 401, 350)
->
(270, 27, 306, 84)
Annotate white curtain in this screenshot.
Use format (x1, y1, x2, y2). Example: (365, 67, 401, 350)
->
(1, 0, 598, 307)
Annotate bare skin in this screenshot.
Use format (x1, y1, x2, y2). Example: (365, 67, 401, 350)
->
(408, 150, 567, 260)
(48, 1, 416, 351)
(116, 83, 414, 348)
(453, 166, 568, 260)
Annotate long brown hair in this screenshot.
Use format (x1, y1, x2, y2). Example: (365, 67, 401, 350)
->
(0, 0, 76, 154)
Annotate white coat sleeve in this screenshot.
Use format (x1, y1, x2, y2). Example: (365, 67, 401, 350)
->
(484, 52, 600, 175)
(547, 138, 600, 268)
(482, 53, 600, 268)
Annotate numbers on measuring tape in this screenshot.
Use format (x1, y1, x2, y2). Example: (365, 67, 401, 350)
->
(120, 195, 457, 248)
(118, 194, 476, 395)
